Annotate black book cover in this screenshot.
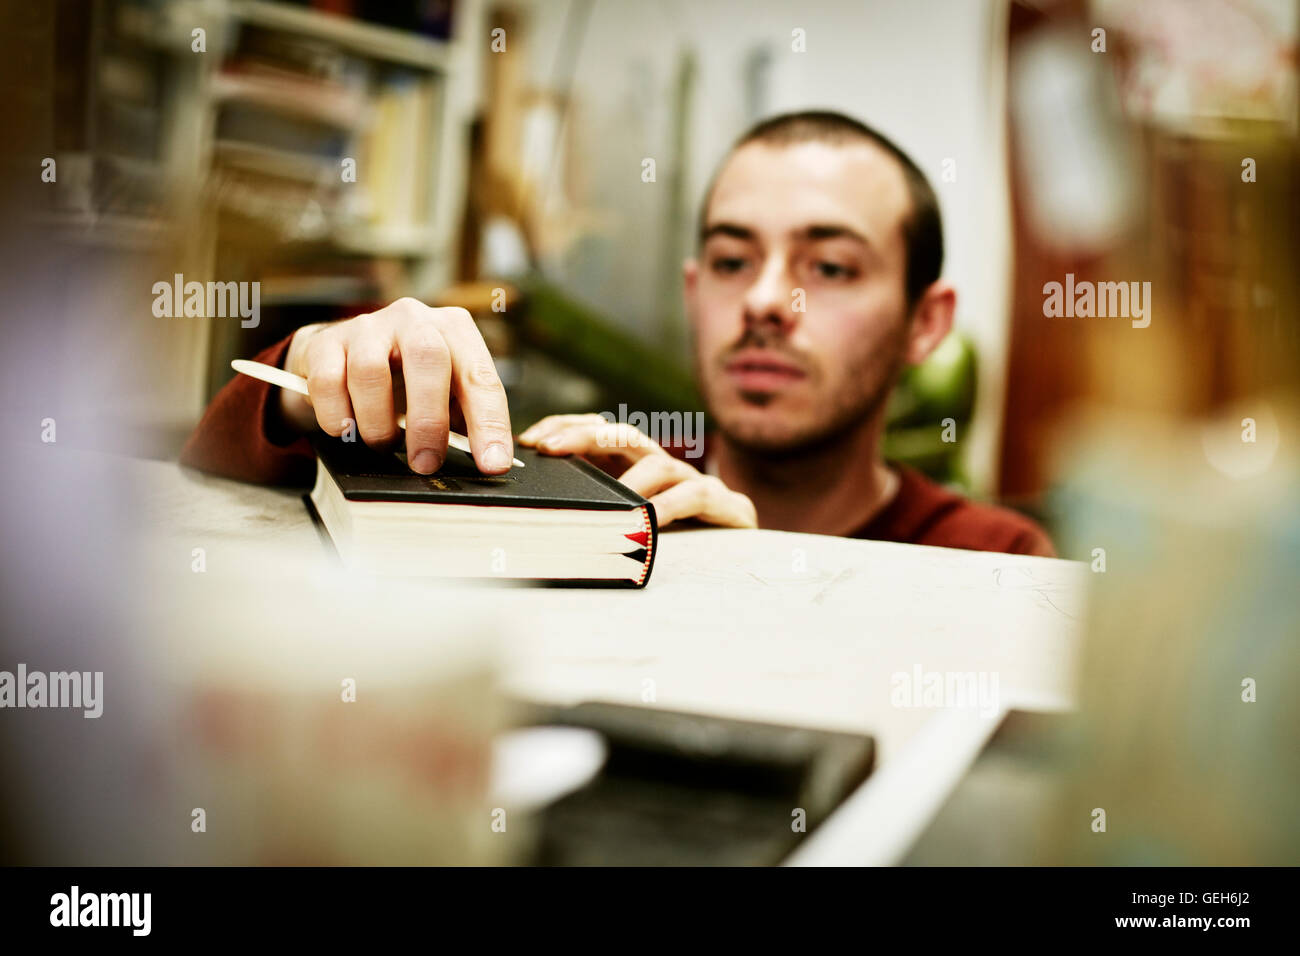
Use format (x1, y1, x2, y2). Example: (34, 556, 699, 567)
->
(311, 435, 649, 512)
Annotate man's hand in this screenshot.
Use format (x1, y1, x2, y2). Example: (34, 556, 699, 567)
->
(278, 298, 513, 475)
(518, 414, 757, 530)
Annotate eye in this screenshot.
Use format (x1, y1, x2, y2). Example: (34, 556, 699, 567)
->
(710, 256, 749, 276)
(813, 260, 856, 280)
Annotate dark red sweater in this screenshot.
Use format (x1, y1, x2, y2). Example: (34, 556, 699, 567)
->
(845, 464, 1054, 557)
(180, 336, 1056, 558)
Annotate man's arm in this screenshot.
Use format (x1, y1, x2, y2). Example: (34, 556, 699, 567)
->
(179, 334, 315, 486)
(179, 298, 516, 486)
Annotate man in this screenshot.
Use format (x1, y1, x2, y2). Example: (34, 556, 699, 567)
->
(181, 111, 1053, 557)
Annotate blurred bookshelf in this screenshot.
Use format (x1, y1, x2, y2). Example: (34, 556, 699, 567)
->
(199, 0, 472, 403)
(44, 0, 479, 428)
(231, 1, 454, 70)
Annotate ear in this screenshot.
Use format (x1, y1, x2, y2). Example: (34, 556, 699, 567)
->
(682, 257, 700, 328)
(904, 280, 956, 366)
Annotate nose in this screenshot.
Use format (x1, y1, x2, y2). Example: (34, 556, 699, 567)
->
(741, 252, 798, 336)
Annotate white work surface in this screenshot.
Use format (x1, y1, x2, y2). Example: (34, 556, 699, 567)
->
(133, 457, 1088, 865)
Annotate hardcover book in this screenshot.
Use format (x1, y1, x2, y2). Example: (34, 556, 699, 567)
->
(307, 437, 657, 587)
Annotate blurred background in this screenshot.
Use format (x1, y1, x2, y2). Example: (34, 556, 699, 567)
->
(7, 0, 1299, 520)
(4, 0, 1014, 490)
(1, 0, 1298, 866)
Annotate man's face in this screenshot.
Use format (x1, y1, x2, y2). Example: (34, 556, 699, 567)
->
(685, 140, 914, 455)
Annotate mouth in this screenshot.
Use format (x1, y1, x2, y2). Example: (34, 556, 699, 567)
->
(723, 351, 808, 392)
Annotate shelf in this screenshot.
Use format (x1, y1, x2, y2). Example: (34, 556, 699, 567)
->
(210, 71, 368, 129)
(230, 1, 452, 71)
(332, 223, 444, 258)
(258, 274, 377, 305)
(212, 139, 338, 184)
(40, 211, 170, 250)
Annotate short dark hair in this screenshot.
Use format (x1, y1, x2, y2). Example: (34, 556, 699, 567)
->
(700, 110, 944, 310)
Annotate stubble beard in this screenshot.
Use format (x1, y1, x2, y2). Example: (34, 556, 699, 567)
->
(704, 323, 908, 462)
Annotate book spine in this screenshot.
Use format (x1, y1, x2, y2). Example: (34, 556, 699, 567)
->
(633, 503, 658, 588)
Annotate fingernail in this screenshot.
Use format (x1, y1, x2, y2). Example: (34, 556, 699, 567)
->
(518, 427, 538, 443)
(411, 449, 440, 474)
(483, 443, 511, 471)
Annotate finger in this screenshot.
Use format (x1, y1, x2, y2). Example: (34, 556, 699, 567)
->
(650, 477, 758, 529)
(435, 308, 514, 473)
(344, 323, 399, 447)
(518, 413, 610, 446)
(304, 332, 355, 437)
(616, 454, 696, 499)
(394, 324, 452, 474)
(536, 421, 659, 462)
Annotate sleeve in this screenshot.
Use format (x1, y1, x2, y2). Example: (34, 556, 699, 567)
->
(178, 334, 317, 487)
(1006, 525, 1057, 559)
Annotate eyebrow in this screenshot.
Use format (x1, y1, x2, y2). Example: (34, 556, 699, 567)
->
(699, 222, 756, 244)
(803, 224, 870, 245)
(699, 221, 872, 247)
